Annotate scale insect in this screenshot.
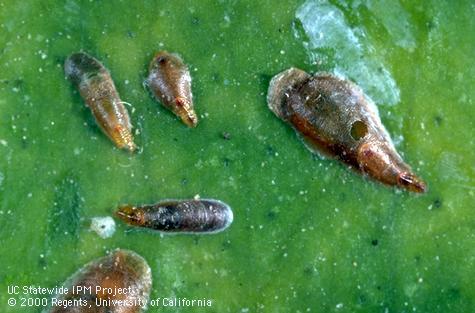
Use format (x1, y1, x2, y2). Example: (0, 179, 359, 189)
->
(44, 249, 151, 313)
(115, 199, 234, 234)
(146, 51, 198, 127)
(267, 67, 427, 193)
(64, 52, 137, 152)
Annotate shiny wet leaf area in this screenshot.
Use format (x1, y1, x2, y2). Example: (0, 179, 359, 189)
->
(0, 0, 474, 312)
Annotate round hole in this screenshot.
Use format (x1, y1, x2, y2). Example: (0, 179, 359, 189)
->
(350, 120, 368, 140)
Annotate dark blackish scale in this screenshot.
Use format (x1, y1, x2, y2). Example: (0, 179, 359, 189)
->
(116, 199, 233, 234)
(267, 67, 427, 193)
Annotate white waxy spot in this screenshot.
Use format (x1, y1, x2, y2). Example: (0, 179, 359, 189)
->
(90, 216, 116, 239)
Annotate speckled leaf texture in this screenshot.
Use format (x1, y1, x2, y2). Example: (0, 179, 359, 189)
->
(0, 1, 474, 312)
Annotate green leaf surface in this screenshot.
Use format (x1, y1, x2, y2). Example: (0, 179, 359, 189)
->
(0, 0, 474, 312)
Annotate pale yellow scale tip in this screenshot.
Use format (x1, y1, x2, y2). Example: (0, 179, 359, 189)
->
(180, 111, 199, 128)
(124, 141, 138, 152)
(398, 172, 427, 193)
(174, 97, 198, 127)
(115, 205, 144, 226)
(116, 139, 137, 152)
(112, 125, 137, 152)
